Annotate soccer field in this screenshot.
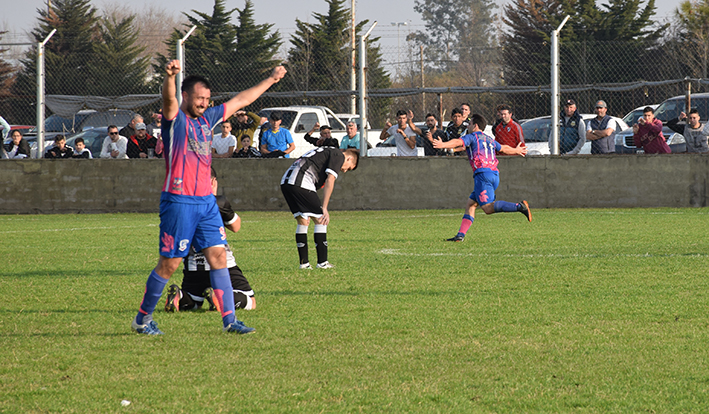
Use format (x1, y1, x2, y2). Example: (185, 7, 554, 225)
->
(2, 208, 708, 412)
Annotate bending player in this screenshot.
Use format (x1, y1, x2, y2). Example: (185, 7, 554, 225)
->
(131, 59, 285, 335)
(165, 167, 256, 314)
(433, 113, 531, 242)
(280, 147, 359, 269)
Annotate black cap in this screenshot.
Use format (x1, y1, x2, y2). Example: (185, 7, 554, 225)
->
(564, 99, 576, 106)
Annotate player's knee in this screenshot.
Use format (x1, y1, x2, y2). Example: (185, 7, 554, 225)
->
(234, 291, 255, 310)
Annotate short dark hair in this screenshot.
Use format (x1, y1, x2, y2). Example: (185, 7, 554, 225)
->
(643, 106, 655, 114)
(11, 129, 22, 136)
(240, 134, 251, 142)
(108, 125, 118, 131)
(211, 166, 217, 179)
(425, 113, 437, 120)
(222, 120, 232, 127)
(471, 114, 487, 131)
(460, 102, 471, 109)
(396, 110, 407, 118)
(54, 134, 66, 143)
(451, 108, 463, 116)
(498, 104, 512, 113)
(182, 75, 211, 93)
(689, 108, 700, 116)
(320, 125, 332, 131)
(270, 111, 282, 121)
(344, 149, 360, 171)
(75, 137, 85, 145)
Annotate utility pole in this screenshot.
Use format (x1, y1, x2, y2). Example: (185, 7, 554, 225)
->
(350, 0, 356, 114)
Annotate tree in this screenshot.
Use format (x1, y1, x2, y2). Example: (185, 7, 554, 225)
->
(0, 31, 17, 118)
(672, 0, 709, 78)
(88, 14, 151, 96)
(286, 0, 391, 117)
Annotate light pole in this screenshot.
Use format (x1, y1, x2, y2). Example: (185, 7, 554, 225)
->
(391, 21, 408, 80)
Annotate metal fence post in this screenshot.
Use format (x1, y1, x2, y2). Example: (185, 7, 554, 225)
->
(176, 26, 197, 105)
(36, 29, 56, 158)
(550, 16, 569, 156)
(358, 22, 377, 156)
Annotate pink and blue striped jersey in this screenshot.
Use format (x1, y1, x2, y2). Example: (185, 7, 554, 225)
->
(161, 105, 225, 198)
(460, 131, 501, 174)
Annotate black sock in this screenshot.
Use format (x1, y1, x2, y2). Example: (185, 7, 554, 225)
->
(296, 233, 309, 264)
(314, 232, 327, 264)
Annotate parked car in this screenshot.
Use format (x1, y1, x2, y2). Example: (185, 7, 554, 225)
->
(1, 124, 34, 137)
(622, 104, 659, 127)
(334, 113, 372, 130)
(64, 127, 110, 158)
(613, 94, 709, 153)
(521, 114, 629, 156)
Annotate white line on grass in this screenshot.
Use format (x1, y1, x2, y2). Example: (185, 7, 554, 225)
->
(379, 248, 709, 259)
(0, 224, 158, 234)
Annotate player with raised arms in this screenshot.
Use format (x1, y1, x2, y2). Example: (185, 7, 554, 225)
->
(281, 147, 359, 269)
(131, 59, 286, 335)
(433, 113, 531, 242)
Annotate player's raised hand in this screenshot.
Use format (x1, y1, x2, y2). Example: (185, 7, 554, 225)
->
(407, 110, 414, 121)
(165, 60, 180, 76)
(432, 137, 443, 148)
(516, 142, 527, 157)
(270, 66, 287, 82)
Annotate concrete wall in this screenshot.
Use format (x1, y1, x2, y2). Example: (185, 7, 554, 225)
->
(1, 154, 708, 214)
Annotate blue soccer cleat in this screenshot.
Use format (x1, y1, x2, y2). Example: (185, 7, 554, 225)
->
(131, 318, 164, 335)
(224, 319, 255, 335)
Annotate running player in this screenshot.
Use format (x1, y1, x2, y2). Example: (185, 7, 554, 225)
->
(131, 59, 285, 335)
(433, 113, 531, 242)
(165, 168, 256, 314)
(280, 147, 359, 269)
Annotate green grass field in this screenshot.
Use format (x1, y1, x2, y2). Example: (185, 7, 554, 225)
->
(1, 208, 708, 413)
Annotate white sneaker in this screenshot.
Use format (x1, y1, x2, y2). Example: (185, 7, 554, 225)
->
(316, 261, 335, 269)
(299, 263, 313, 269)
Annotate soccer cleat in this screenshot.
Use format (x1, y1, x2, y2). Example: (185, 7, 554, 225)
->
(131, 318, 164, 335)
(316, 261, 335, 269)
(203, 287, 217, 311)
(519, 200, 532, 222)
(446, 234, 465, 242)
(224, 319, 255, 334)
(299, 263, 313, 270)
(165, 284, 180, 313)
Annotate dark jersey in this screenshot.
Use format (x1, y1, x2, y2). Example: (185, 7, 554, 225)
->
(280, 147, 344, 191)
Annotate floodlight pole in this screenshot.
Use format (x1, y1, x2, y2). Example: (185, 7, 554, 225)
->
(176, 25, 197, 105)
(550, 15, 570, 156)
(358, 21, 377, 156)
(37, 28, 56, 158)
(350, 0, 356, 114)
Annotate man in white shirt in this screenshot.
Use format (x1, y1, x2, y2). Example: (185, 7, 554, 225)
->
(379, 109, 417, 156)
(100, 125, 129, 159)
(212, 120, 236, 158)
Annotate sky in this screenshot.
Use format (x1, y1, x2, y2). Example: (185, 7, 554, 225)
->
(1, 0, 680, 54)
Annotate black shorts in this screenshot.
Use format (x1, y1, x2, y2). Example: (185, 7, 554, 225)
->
(181, 264, 254, 297)
(281, 184, 323, 218)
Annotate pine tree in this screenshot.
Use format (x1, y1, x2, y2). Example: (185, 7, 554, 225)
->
(0, 31, 17, 119)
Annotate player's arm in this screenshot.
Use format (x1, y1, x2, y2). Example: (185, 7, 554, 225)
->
(319, 174, 337, 226)
(401, 129, 416, 149)
(219, 198, 241, 233)
(162, 60, 180, 121)
(284, 130, 296, 155)
(432, 137, 463, 149)
(499, 142, 527, 157)
(223, 66, 287, 119)
(407, 110, 423, 136)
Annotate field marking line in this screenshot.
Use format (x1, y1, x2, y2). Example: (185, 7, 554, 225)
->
(0, 224, 158, 234)
(379, 248, 709, 259)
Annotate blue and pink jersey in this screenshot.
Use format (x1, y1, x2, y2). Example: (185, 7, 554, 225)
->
(459, 131, 501, 174)
(161, 105, 226, 199)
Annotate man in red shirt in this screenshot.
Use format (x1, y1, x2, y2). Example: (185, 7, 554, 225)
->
(633, 106, 671, 154)
(493, 104, 525, 153)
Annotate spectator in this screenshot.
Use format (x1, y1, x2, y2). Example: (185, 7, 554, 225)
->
(232, 110, 261, 150)
(5, 130, 31, 159)
(0, 115, 10, 159)
(305, 123, 339, 148)
(233, 135, 262, 158)
(100, 125, 129, 159)
(460, 102, 472, 123)
(633, 106, 671, 154)
(147, 110, 162, 139)
(260, 111, 295, 158)
(45, 134, 74, 158)
(493, 104, 525, 153)
(339, 121, 361, 150)
(379, 109, 417, 156)
(119, 114, 143, 139)
(126, 123, 158, 159)
(667, 109, 709, 153)
(585, 100, 617, 154)
(407, 111, 447, 156)
(72, 137, 92, 159)
(549, 99, 585, 155)
(445, 108, 469, 155)
(213, 120, 236, 158)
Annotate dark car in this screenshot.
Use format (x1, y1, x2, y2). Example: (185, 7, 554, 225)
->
(612, 94, 709, 153)
(65, 127, 110, 158)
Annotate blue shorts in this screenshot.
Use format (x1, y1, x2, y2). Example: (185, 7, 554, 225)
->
(469, 171, 499, 206)
(159, 194, 226, 258)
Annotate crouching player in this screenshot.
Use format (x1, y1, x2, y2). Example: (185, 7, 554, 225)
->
(165, 167, 255, 313)
(433, 113, 531, 242)
(280, 148, 359, 269)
